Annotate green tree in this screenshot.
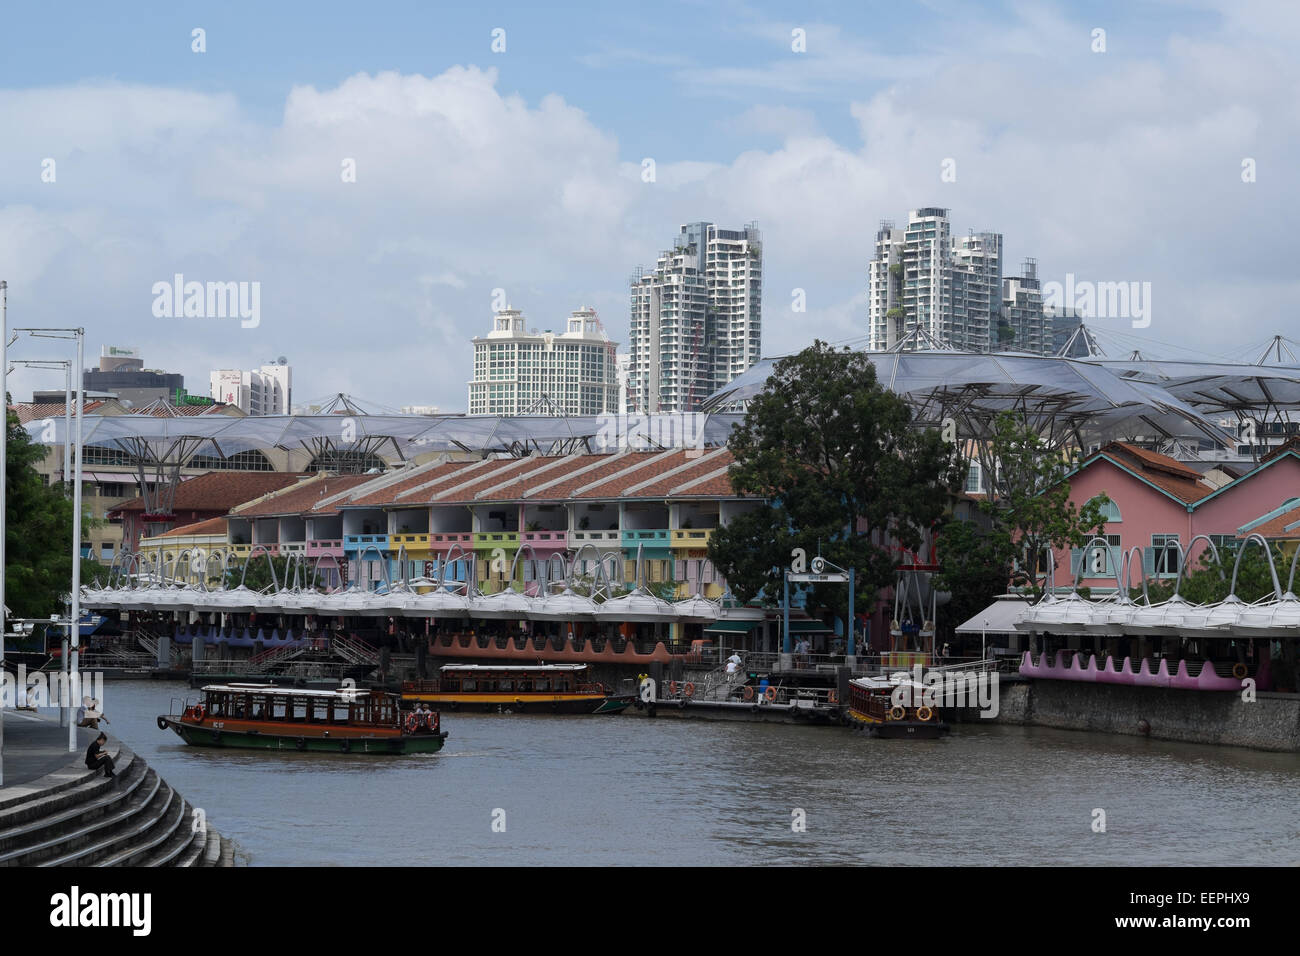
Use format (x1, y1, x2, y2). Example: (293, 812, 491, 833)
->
(1136, 540, 1288, 605)
(4, 405, 101, 618)
(226, 553, 294, 592)
(937, 412, 1109, 607)
(707, 341, 961, 621)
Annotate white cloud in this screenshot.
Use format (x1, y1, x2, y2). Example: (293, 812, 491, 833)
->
(4, 4, 1300, 409)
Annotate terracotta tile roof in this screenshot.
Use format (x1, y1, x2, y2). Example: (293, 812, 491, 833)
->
(111, 471, 307, 513)
(1238, 500, 1300, 539)
(10, 401, 108, 424)
(1095, 442, 1213, 505)
(161, 516, 229, 537)
(235, 473, 376, 517)
(1260, 436, 1300, 464)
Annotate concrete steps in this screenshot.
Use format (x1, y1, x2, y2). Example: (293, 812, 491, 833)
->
(0, 745, 235, 867)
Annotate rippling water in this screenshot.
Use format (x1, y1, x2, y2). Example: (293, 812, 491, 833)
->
(90, 681, 1300, 866)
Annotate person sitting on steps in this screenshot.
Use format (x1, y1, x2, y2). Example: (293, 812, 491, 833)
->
(85, 732, 116, 779)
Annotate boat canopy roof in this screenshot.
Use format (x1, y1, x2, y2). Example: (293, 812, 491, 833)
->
(200, 683, 377, 700)
(438, 664, 588, 672)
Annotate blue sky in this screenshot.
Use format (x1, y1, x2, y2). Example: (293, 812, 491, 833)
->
(1, 0, 1295, 409)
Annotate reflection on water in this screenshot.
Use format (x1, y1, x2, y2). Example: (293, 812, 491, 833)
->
(94, 681, 1300, 866)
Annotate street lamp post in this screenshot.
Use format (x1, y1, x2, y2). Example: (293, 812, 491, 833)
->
(14, 327, 86, 752)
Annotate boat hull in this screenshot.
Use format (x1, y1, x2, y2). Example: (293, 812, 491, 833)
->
(846, 709, 950, 739)
(161, 717, 446, 754)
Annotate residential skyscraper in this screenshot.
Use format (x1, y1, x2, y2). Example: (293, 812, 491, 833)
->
(629, 221, 762, 413)
(467, 306, 618, 416)
(1001, 259, 1050, 354)
(868, 208, 1005, 352)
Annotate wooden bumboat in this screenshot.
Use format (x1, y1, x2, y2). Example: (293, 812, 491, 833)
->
(158, 683, 448, 754)
(402, 664, 631, 715)
(846, 675, 950, 739)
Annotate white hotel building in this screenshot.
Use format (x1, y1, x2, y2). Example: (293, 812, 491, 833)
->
(467, 307, 619, 416)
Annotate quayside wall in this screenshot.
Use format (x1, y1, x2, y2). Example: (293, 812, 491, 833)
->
(993, 681, 1300, 752)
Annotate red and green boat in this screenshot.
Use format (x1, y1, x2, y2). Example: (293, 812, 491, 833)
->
(158, 683, 447, 754)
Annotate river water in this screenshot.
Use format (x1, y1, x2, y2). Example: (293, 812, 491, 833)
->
(80, 681, 1300, 866)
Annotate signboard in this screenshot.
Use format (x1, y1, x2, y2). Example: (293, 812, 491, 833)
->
(788, 573, 849, 583)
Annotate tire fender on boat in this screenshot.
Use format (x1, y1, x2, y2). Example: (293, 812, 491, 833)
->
(295, 737, 307, 751)
(340, 738, 351, 753)
(156, 716, 168, 731)
(211, 730, 222, 746)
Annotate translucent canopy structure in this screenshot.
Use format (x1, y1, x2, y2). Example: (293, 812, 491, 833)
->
(701, 350, 1233, 448)
(27, 411, 744, 459)
(1084, 358, 1300, 418)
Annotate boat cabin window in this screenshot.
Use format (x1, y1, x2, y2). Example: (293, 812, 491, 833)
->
(498, 679, 513, 691)
(461, 679, 476, 691)
(533, 678, 548, 692)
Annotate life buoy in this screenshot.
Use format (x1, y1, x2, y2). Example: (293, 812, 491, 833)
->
(683, 682, 695, 698)
(827, 689, 839, 705)
(763, 686, 777, 702)
(1232, 663, 1248, 679)
(916, 706, 934, 722)
(295, 737, 307, 751)
(429, 713, 440, 732)
(405, 713, 419, 734)
(888, 706, 906, 721)
(157, 716, 168, 730)
(742, 685, 754, 701)
(193, 704, 205, 722)
(668, 681, 679, 696)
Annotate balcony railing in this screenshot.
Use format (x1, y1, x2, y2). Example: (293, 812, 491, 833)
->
(428, 532, 474, 549)
(472, 531, 520, 550)
(390, 533, 431, 551)
(670, 529, 714, 549)
(569, 529, 620, 545)
(520, 530, 568, 548)
(305, 539, 344, 556)
(621, 529, 671, 549)
(344, 533, 391, 551)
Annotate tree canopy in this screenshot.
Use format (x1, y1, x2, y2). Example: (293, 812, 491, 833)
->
(5, 405, 101, 618)
(707, 341, 960, 618)
(936, 412, 1110, 630)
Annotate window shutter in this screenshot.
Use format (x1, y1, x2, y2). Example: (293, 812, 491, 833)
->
(1070, 548, 1083, 578)
(1143, 547, 1155, 576)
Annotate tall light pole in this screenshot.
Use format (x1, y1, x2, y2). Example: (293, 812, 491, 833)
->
(11, 359, 74, 729)
(15, 327, 85, 751)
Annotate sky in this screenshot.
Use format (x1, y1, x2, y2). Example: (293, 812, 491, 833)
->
(2, 0, 1297, 411)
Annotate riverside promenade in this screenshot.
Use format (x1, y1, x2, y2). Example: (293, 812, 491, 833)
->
(0, 711, 237, 866)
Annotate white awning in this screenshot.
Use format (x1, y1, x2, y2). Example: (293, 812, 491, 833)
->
(954, 597, 1031, 634)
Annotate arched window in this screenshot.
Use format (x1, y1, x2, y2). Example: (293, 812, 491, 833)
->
(1089, 496, 1122, 523)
